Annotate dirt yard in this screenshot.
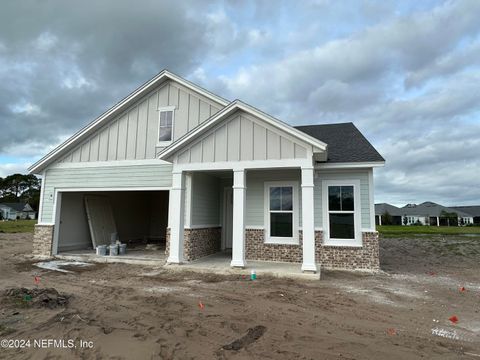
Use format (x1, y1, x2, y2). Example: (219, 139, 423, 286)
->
(0, 233, 479, 359)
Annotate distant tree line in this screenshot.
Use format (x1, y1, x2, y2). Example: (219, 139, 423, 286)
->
(0, 174, 41, 211)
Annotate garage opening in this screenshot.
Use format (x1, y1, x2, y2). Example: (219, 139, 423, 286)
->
(55, 190, 169, 257)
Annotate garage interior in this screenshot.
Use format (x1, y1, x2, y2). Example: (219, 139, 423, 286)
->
(56, 191, 169, 257)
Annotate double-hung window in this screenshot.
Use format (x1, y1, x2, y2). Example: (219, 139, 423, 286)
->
(264, 182, 299, 244)
(322, 180, 361, 246)
(157, 106, 175, 146)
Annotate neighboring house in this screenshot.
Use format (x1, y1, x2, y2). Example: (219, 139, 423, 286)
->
(450, 206, 480, 225)
(374, 203, 402, 225)
(375, 201, 474, 226)
(0, 203, 36, 220)
(28, 70, 385, 272)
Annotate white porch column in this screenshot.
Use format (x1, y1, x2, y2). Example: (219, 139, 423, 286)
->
(167, 171, 185, 264)
(301, 167, 317, 273)
(436, 216, 440, 227)
(231, 169, 246, 268)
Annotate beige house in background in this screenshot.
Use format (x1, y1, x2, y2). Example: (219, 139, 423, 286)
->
(29, 70, 385, 273)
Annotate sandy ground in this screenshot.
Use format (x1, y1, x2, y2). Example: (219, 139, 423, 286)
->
(0, 233, 479, 359)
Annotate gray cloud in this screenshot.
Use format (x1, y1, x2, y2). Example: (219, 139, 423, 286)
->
(0, 0, 211, 156)
(0, 0, 479, 207)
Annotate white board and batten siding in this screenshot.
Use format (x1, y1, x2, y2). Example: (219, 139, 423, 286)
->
(176, 111, 310, 165)
(189, 173, 221, 226)
(58, 80, 223, 164)
(40, 164, 173, 223)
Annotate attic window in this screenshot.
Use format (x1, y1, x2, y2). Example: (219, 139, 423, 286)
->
(158, 106, 175, 145)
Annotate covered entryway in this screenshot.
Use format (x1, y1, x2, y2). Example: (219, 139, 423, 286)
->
(174, 171, 233, 262)
(53, 190, 169, 261)
(159, 101, 327, 273)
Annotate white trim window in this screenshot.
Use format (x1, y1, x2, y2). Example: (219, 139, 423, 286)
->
(264, 181, 299, 244)
(157, 106, 175, 146)
(322, 180, 361, 246)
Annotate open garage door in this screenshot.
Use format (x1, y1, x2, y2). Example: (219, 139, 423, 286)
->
(55, 190, 169, 254)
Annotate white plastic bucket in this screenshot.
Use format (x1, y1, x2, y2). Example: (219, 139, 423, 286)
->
(96, 245, 107, 256)
(109, 244, 119, 256)
(119, 244, 127, 255)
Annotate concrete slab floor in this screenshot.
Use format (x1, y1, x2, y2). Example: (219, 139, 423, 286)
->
(166, 252, 321, 280)
(55, 250, 320, 280)
(55, 249, 167, 266)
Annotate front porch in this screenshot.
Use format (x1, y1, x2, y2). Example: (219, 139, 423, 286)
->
(167, 165, 318, 273)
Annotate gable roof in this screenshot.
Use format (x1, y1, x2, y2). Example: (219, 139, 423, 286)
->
(450, 206, 480, 217)
(0, 203, 34, 212)
(158, 100, 328, 161)
(28, 70, 230, 174)
(375, 203, 402, 216)
(295, 123, 385, 163)
(401, 201, 472, 217)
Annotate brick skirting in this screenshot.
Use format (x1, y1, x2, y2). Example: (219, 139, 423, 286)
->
(245, 228, 303, 262)
(33, 224, 54, 257)
(245, 228, 379, 271)
(165, 227, 221, 262)
(317, 232, 380, 270)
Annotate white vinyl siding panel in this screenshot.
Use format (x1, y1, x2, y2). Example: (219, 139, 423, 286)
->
(280, 137, 295, 159)
(89, 135, 100, 161)
(126, 108, 138, 159)
(145, 92, 159, 158)
(57, 80, 225, 164)
(175, 90, 189, 139)
(80, 142, 90, 162)
(176, 111, 310, 165)
(240, 117, 253, 160)
(136, 100, 149, 159)
(40, 164, 173, 223)
(202, 133, 215, 162)
(188, 95, 200, 130)
(190, 173, 220, 226)
(266, 130, 280, 160)
(214, 126, 227, 162)
(245, 169, 302, 227)
(314, 169, 371, 229)
(253, 123, 267, 160)
(108, 122, 119, 161)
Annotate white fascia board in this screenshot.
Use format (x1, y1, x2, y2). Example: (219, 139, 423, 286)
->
(164, 71, 229, 106)
(315, 161, 385, 169)
(28, 70, 230, 175)
(236, 101, 328, 151)
(158, 100, 327, 160)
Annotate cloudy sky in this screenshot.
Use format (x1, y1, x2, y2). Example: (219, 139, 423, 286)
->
(1, 0, 479, 206)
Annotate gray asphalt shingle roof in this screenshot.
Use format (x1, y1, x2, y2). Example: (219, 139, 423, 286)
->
(375, 201, 473, 218)
(450, 206, 480, 217)
(0, 203, 33, 212)
(295, 122, 384, 163)
(401, 202, 472, 218)
(374, 203, 403, 216)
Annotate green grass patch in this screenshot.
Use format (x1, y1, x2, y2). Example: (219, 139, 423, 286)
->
(377, 225, 480, 236)
(0, 220, 37, 233)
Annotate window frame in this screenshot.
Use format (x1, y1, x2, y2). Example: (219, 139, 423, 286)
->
(322, 179, 362, 247)
(157, 106, 176, 147)
(264, 181, 299, 245)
